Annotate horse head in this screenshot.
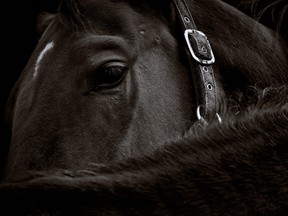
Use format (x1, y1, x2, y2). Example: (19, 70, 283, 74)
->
(4, 0, 197, 180)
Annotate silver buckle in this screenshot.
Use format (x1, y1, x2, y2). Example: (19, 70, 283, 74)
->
(184, 29, 215, 65)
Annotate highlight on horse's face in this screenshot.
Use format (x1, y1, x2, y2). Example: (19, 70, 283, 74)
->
(5, 0, 194, 179)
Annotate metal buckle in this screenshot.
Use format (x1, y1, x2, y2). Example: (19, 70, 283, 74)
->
(184, 29, 215, 65)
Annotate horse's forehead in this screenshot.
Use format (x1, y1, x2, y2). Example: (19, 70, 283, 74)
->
(81, 0, 136, 20)
(53, 1, 153, 43)
(79, 0, 162, 31)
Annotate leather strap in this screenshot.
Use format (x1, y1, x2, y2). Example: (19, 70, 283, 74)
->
(173, 0, 219, 127)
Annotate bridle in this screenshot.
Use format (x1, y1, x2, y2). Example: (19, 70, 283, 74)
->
(173, 0, 221, 127)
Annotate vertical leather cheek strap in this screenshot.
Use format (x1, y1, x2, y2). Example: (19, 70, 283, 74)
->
(173, 0, 220, 127)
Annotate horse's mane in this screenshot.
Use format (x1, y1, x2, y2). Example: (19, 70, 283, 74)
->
(229, 0, 287, 42)
(58, 0, 87, 30)
(1, 85, 288, 215)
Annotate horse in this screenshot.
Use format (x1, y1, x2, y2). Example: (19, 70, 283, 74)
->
(1, 0, 288, 215)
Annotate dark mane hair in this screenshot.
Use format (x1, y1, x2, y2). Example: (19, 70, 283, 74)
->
(58, 0, 87, 30)
(227, 0, 288, 43)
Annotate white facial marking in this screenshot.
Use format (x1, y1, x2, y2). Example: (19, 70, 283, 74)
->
(33, 41, 54, 79)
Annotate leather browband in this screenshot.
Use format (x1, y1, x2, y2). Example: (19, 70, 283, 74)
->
(173, 0, 220, 127)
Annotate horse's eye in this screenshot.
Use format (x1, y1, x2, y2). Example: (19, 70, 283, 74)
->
(88, 62, 128, 91)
